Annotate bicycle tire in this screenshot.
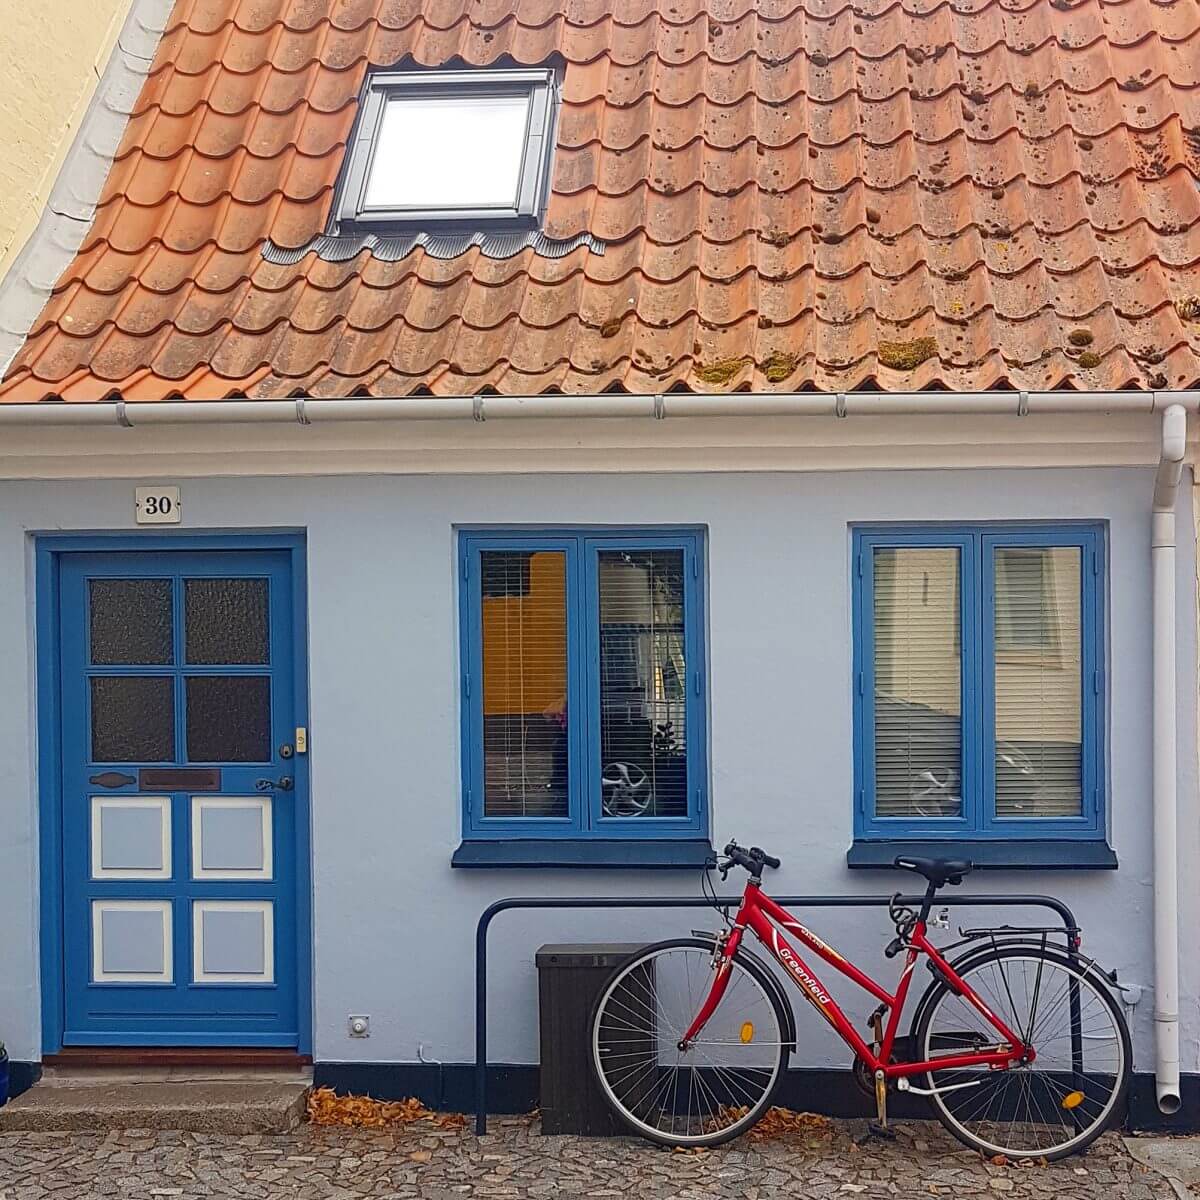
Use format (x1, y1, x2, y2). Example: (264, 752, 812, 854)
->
(913, 943, 1131, 1160)
(589, 937, 791, 1148)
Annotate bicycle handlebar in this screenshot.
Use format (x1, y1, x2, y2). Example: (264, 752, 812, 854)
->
(721, 840, 781, 874)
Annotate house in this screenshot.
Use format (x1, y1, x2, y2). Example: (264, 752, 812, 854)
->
(0, 0, 1198, 1129)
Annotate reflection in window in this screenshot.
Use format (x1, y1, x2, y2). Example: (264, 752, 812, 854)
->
(872, 547, 962, 819)
(598, 550, 688, 818)
(993, 547, 1082, 818)
(480, 551, 568, 818)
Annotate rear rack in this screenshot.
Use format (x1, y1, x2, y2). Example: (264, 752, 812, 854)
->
(960, 924, 1081, 940)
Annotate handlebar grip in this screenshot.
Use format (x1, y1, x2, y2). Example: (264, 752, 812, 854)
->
(751, 846, 781, 870)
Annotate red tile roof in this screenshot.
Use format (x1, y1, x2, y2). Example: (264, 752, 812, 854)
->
(3, 0, 1200, 401)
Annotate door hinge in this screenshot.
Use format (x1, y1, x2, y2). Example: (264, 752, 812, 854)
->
(1093, 666, 1103, 695)
(857, 670, 864, 697)
(692, 553, 699, 579)
(856, 551, 864, 578)
(464, 672, 471, 698)
(461, 555, 469, 581)
(693, 671, 700, 696)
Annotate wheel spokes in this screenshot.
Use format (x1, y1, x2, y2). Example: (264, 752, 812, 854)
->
(923, 953, 1125, 1158)
(593, 946, 784, 1144)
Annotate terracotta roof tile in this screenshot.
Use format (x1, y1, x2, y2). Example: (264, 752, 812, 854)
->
(4, 0, 1200, 401)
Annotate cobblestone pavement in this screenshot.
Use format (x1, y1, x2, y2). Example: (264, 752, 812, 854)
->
(0, 1115, 1181, 1199)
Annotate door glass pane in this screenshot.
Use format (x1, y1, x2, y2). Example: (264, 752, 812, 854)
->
(480, 550, 568, 818)
(993, 546, 1083, 818)
(90, 579, 172, 665)
(597, 549, 688, 819)
(185, 578, 269, 664)
(91, 676, 174, 762)
(186, 676, 271, 762)
(872, 547, 962, 819)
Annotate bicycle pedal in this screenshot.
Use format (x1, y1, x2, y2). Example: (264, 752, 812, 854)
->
(867, 1121, 897, 1141)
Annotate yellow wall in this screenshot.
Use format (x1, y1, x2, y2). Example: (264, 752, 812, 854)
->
(0, 0, 131, 285)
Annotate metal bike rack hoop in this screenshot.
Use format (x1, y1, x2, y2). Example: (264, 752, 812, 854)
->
(473, 891, 1079, 1134)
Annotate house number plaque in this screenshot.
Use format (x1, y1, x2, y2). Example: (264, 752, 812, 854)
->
(134, 485, 182, 524)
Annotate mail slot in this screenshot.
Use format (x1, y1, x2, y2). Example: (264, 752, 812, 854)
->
(138, 768, 221, 790)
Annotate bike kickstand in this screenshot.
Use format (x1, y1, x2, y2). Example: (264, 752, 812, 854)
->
(868, 1070, 896, 1141)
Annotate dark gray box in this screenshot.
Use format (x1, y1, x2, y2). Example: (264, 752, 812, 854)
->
(536, 943, 647, 1136)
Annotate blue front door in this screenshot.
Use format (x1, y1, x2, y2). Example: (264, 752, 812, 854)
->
(54, 549, 305, 1047)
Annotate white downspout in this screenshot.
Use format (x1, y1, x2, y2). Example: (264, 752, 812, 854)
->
(1152, 402, 1186, 1113)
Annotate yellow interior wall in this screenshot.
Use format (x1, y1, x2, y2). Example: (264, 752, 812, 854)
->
(481, 552, 567, 716)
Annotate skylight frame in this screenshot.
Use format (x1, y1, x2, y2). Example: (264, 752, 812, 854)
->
(332, 68, 559, 232)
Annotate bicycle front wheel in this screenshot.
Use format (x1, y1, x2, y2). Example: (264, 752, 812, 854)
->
(915, 945, 1131, 1160)
(590, 938, 789, 1147)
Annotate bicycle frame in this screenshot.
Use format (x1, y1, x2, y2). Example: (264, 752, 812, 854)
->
(682, 881, 1029, 1078)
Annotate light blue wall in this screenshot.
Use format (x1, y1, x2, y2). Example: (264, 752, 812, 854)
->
(0, 467, 1195, 1074)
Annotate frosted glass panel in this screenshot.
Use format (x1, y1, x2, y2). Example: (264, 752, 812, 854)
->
(91, 676, 174, 762)
(872, 547, 962, 819)
(185, 578, 269, 664)
(186, 676, 270, 762)
(365, 93, 530, 209)
(90, 578, 172, 665)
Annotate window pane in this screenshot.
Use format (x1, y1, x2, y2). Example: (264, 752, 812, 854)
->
(993, 547, 1083, 818)
(186, 676, 271, 762)
(873, 548, 962, 819)
(91, 676, 174, 762)
(480, 550, 568, 818)
(598, 549, 688, 819)
(365, 93, 530, 210)
(185, 578, 269, 664)
(90, 579, 172, 665)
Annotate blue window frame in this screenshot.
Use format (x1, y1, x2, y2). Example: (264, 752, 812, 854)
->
(852, 524, 1105, 843)
(459, 529, 707, 841)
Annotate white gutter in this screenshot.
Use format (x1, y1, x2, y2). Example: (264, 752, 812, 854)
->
(0, 385, 1194, 1109)
(1152, 402, 1187, 1114)
(0, 389, 1197, 426)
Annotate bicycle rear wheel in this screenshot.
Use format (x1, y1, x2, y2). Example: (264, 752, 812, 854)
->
(590, 938, 789, 1147)
(914, 944, 1131, 1160)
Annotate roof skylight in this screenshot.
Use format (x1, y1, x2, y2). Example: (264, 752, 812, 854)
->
(333, 69, 558, 231)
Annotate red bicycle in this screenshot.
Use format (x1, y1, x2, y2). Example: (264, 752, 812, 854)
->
(590, 841, 1131, 1159)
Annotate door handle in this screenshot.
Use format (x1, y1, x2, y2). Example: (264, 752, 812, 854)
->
(255, 776, 293, 792)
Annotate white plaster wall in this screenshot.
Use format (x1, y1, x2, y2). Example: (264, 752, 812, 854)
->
(0, 467, 1195, 1077)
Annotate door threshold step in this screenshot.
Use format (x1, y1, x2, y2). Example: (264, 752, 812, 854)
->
(0, 1070, 312, 1133)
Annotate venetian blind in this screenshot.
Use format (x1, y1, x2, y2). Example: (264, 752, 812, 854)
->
(480, 550, 568, 818)
(872, 547, 963, 819)
(597, 549, 688, 819)
(993, 547, 1083, 818)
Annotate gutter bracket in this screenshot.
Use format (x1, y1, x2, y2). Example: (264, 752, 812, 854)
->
(115, 400, 132, 428)
(654, 395, 666, 421)
(295, 397, 310, 426)
(472, 395, 485, 423)
(835, 392, 847, 419)
(1018, 391, 1029, 417)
